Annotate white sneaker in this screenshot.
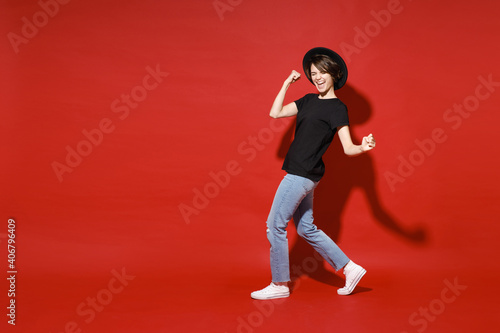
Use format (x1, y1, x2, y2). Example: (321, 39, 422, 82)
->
(337, 261, 366, 296)
(251, 282, 290, 300)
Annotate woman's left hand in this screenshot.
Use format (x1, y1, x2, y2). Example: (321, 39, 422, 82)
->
(361, 133, 376, 151)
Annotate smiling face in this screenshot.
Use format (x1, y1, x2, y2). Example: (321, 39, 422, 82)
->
(305, 54, 343, 98)
(310, 63, 335, 95)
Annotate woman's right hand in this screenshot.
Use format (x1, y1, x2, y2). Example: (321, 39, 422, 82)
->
(270, 71, 300, 118)
(285, 70, 301, 85)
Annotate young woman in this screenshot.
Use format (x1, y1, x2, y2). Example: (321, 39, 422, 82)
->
(251, 47, 376, 300)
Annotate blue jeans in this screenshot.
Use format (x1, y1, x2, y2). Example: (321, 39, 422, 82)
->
(266, 174, 350, 282)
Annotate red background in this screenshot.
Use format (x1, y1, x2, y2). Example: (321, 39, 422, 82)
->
(1, 0, 499, 332)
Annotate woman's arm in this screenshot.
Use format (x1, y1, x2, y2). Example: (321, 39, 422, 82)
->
(269, 70, 301, 119)
(337, 125, 376, 156)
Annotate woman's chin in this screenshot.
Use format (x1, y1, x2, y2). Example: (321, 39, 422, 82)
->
(316, 85, 335, 96)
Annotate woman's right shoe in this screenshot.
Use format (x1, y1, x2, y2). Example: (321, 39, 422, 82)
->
(251, 282, 290, 300)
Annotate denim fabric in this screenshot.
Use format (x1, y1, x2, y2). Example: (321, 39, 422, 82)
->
(266, 174, 350, 282)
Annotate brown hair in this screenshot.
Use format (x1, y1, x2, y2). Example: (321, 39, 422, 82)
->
(305, 54, 343, 83)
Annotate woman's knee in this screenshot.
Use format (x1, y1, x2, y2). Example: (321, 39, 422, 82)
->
(297, 223, 318, 239)
(267, 222, 287, 236)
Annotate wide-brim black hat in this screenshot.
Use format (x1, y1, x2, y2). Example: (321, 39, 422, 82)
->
(302, 47, 348, 90)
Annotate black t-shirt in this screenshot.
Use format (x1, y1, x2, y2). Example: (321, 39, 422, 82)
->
(282, 93, 350, 181)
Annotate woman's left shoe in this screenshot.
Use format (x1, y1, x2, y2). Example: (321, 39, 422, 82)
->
(337, 260, 366, 296)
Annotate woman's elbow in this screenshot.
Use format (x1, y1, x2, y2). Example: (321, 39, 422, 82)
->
(343, 144, 360, 156)
(342, 144, 352, 155)
(269, 110, 283, 118)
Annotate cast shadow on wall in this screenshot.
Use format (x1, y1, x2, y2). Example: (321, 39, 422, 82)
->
(276, 84, 428, 290)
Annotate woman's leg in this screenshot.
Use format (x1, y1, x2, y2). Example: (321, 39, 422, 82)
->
(266, 174, 314, 282)
(251, 174, 314, 299)
(252, 174, 364, 299)
(292, 188, 350, 271)
(293, 189, 366, 295)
